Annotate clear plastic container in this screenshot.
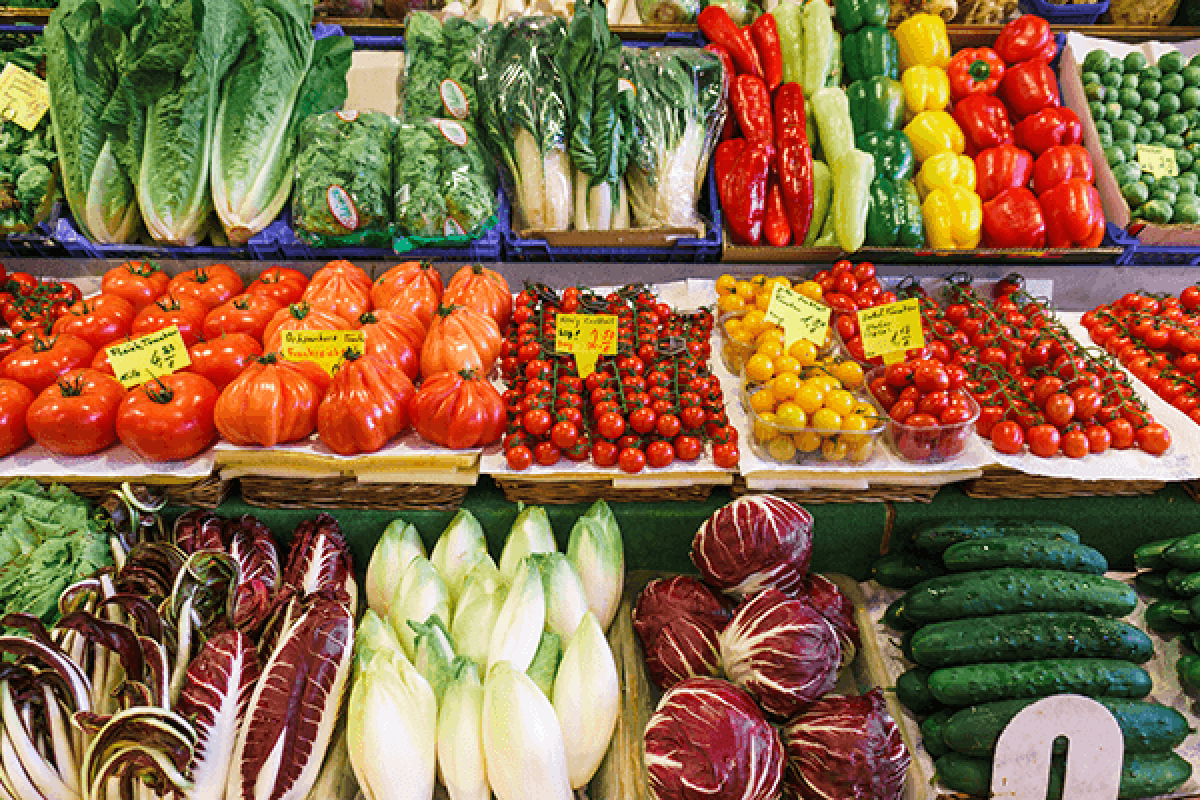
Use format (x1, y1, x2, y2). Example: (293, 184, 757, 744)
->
(866, 367, 981, 464)
(742, 379, 886, 466)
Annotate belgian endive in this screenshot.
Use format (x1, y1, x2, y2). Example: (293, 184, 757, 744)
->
(567, 500, 624, 631)
(366, 520, 426, 616)
(411, 615, 456, 703)
(498, 505, 556, 582)
(552, 611, 619, 789)
(347, 653, 436, 800)
(487, 556, 544, 673)
(451, 562, 507, 668)
(354, 610, 403, 679)
(482, 663, 572, 800)
(437, 658, 489, 800)
(388, 556, 450, 660)
(529, 553, 589, 640)
(430, 510, 488, 609)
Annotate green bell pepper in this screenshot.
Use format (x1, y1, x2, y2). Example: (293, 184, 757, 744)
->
(843, 26, 900, 83)
(856, 130, 916, 181)
(866, 177, 924, 247)
(847, 77, 905, 137)
(834, 0, 889, 33)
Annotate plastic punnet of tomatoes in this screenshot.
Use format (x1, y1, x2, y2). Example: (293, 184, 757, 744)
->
(719, 309, 834, 378)
(866, 366, 980, 464)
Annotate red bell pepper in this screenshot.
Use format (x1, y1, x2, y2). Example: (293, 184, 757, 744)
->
(1014, 106, 1082, 156)
(1032, 145, 1094, 196)
(975, 144, 1034, 203)
(715, 138, 747, 211)
(705, 44, 738, 140)
(998, 58, 1061, 121)
(947, 47, 1006, 101)
(774, 84, 814, 242)
(698, 5, 763, 79)
(1041, 178, 1105, 248)
(983, 187, 1046, 249)
(732, 74, 774, 145)
(994, 15, 1057, 66)
(952, 93, 1014, 156)
(726, 141, 773, 245)
(765, 179, 792, 246)
(749, 15, 783, 92)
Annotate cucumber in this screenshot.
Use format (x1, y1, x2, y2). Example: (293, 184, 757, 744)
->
(1145, 599, 1194, 632)
(936, 751, 1192, 799)
(1166, 532, 1200, 569)
(927, 659, 1153, 706)
(941, 538, 1107, 575)
(911, 521, 1078, 555)
(1177, 653, 1200, 689)
(872, 551, 944, 589)
(1191, 629, 1200, 654)
(1188, 591, 1200, 619)
(910, 613, 1155, 669)
(883, 595, 914, 630)
(942, 698, 1189, 758)
(896, 667, 940, 714)
(1134, 537, 1179, 570)
(1165, 568, 1200, 596)
(904, 569, 1137, 625)
(1135, 571, 1173, 598)
(921, 709, 953, 758)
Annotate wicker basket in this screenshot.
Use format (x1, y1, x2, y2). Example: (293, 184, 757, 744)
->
(494, 477, 718, 505)
(732, 476, 940, 504)
(965, 466, 1166, 499)
(239, 475, 468, 511)
(1109, 0, 1182, 26)
(57, 473, 231, 509)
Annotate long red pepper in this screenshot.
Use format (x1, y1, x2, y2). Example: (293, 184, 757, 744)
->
(704, 44, 738, 140)
(698, 5, 763, 79)
(732, 74, 774, 145)
(764, 180, 792, 246)
(749, 14, 783, 92)
(774, 84, 814, 243)
(714, 138, 747, 209)
(726, 141, 773, 245)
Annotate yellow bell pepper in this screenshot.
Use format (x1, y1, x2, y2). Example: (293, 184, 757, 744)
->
(915, 152, 976, 198)
(904, 110, 964, 163)
(895, 13, 951, 71)
(902, 66, 950, 118)
(923, 186, 982, 250)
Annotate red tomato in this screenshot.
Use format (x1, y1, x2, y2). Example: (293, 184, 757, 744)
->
(26, 369, 126, 455)
(1, 334, 95, 396)
(976, 405, 1006, 438)
(169, 264, 245, 309)
(115, 372, 219, 461)
(591, 440, 619, 467)
(1043, 393, 1075, 428)
(674, 434, 703, 461)
(0, 379, 32, 456)
(188, 334, 263, 391)
(244, 267, 309, 307)
(101, 261, 169, 311)
(618, 446, 646, 473)
(131, 292, 209, 346)
(411, 369, 505, 449)
(1026, 424, 1061, 457)
(1182, 285, 1200, 312)
(1085, 424, 1111, 455)
(506, 444, 533, 470)
(52, 294, 135, 351)
(712, 441, 740, 468)
(645, 440, 674, 468)
(1060, 429, 1089, 459)
(202, 294, 281, 343)
(1106, 417, 1136, 449)
(991, 420, 1024, 454)
(1136, 423, 1171, 456)
(905, 413, 939, 428)
(912, 361, 950, 392)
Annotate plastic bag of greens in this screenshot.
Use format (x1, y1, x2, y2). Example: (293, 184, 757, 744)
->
(400, 12, 486, 122)
(635, 0, 701, 23)
(293, 110, 395, 247)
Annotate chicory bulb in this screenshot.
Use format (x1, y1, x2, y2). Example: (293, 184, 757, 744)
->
(552, 611, 619, 789)
(483, 663, 572, 800)
(438, 658, 489, 800)
(526, 631, 562, 697)
(411, 615, 457, 703)
(354, 609, 404, 678)
(499, 505, 556, 582)
(347, 653, 437, 800)
(797, 573, 860, 664)
(366, 519, 426, 616)
(782, 689, 910, 800)
(691, 495, 814, 599)
(431, 510, 489, 608)
(566, 501, 625, 631)
(718, 588, 840, 718)
(389, 555, 450, 660)
(452, 565, 508, 667)
(632, 575, 732, 690)
(645, 677, 784, 800)
(529, 552, 589, 640)
(487, 556, 545, 673)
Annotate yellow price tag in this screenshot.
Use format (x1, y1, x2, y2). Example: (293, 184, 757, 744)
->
(107, 326, 192, 389)
(1138, 144, 1179, 180)
(764, 283, 831, 349)
(0, 63, 48, 132)
(280, 329, 365, 376)
(857, 298, 925, 361)
(556, 313, 618, 378)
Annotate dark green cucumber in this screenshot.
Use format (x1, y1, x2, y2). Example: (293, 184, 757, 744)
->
(883, 595, 914, 631)
(1191, 629, 1200, 654)
(936, 751, 1192, 799)
(900, 630, 916, 662)
(1145, 599, 1194, 632)
(942, 537, 1107, 575)
(1166, 532, 1200, 570)
(921, 709, 953, 759)
(904, 569, 1137, 624)
(1136, 571, 1174, 598)
(1188, 592, 1200, 619)
(910, 612, 1155, 669)
(1178, 653, 1200, 690)
(872, 551, 944, 588)
(896, 667, 940, 714)
(927, 659, 1154, 706)
(942, 698, 1189, 757)
(1135, 537, 1180, 570)
(911, 520, 1079, 556)
(1166, 568, 1200, 596)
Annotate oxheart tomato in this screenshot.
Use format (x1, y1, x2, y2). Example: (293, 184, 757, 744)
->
(26, 369, 125, 455)
(262, 302, 354, 351)
(410, 368, 505, 449)
(188, 333, 262, 391)
(420, 304, 502, 378)
(168, 264, 244, 309)
(116, 373, 219, 461)
(214, 354, 321, 447)
(0, 379, 33, 456)
(317, 351, 415, 455)
(373, 261, 444, 328)
(101, 261, 169, 311)
(443, 264, 512, 329)
(52, 294, 135, 350)
(1, 334, 95, 396)
(244, 266, 309, 307)
(303, 260, 372, 322)
(358, 309, 424, 381)
(202, 293, 281, 343)
(131, 292, 208, 346)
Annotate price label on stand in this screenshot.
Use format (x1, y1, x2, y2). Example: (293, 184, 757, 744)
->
(107, 326, 191, 389)
(1137, 144, 1179, 180)
(857, 298, 925, 365)
(0, 63, 48, 131)
(764, 283, 831, 349)
(280, 329, 364, 376)
(556, 313, 618, 378)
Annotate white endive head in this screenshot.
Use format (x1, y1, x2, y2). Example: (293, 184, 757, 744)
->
(482, 662, 572, 800)
(430, 510, 489, 610)
(452, 565, 508, 668)
(567, 511, 625, 632)
(347, 653, 437, 800)
(529, 552, 590, 640)
(412, 615, 457, 704)
(487, 556, 545, 674)
(526, 631, 562, 698)
(437, 658, 490, 800)
(389, 556, 450, 660)
(354, 610, 404, 679)
(499, 505, 557, 583)
(552, 611, 619, 789)
(367, 520, 426, 616)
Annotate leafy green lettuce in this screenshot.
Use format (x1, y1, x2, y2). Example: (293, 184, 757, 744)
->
(401, 13, 487, 123)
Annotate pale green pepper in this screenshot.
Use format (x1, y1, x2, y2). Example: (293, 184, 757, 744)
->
(833, 148, 875, 252)
(803, 0, 834, 96)
(826, 31, 842, 88)
(813, 87, 854, 177)
(804, 160, 833, 246)
(772, 3, 806, 86)
(807, 103, 823, 162)
(815, 200, 838, 247)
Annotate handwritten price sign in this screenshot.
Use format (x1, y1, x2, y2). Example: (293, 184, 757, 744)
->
(765, 283, 831, 349)
(857, 298, 925, 364)
(556, 313, 618, 378)
(0, 63, 48, 132)
(107, 326, 191, 388)
(281, 329, 365, 375)
(1137, 144, 1179, 180)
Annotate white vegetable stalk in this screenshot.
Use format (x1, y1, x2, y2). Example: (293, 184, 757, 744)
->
(619, 0, 640, 24)
(573, 171, 591, 232)
(347, 655, 436, 800)
(499, 506, 556, 583)
(482, 663, 572, 800)
(430, 511, 488, 610)
(552, 612, 619, 789)
(513, 130, 545, 231)
(452, 565, 508, 668)
(566, 502, 625, 632)
(529, 553, 589, 640)
(612, 178, 629, 230)
(542, 149, 573, 231)
(487, 556, 545, 673)
(366, 520, 426, 617)
(437, 659, 489, 800)
(1, 682, 73, 800)
(388, 556, 450, 660)
(354, 611, 404, 678)
(411, 616, 457, 704)
(606, 0, 625, 26)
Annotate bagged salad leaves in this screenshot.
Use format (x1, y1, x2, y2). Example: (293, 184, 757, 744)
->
(294, 109, 395, 247)
(0, 35, 58, 234)
(401, 12, 487, 122)
(393, 117, 497, 250)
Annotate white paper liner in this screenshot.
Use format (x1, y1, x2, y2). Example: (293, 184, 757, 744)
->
(0, 443, 215, 480)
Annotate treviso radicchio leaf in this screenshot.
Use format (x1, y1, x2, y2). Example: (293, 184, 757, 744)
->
(645, 676, 784, 800)
(283, 514, 355, 604)
(782, 689, 910, 800)
(632, 576, 732, 690)
(226, 515, 281, 636)
(174, 510, 228, 554)
(691, 496, 813, 599)
(718, 588, 840, 719)
(796, 574, 860, 663)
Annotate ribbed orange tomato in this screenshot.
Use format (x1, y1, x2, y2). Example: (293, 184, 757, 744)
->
(358, 309, 425, 381)
(262, 302, 354, 351)
(420, 305, 502, 378)
(373, 261, 443, 328)
(443, 264, 512, 329)
(214, 354, 322, 447)
(317, 351, 415, 455)
(303, 260, 372, 322)
(411, 369, 505, 449)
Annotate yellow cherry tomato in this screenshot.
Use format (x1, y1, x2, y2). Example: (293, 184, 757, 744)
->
(766, 435, 798, 462)
(796, 281, 824, 302)
(755, 292, 773, 312)
(718, 293, 746, 314)
(794, 383, 825, 415)
(756, 326, 785, 347)
(716, 274, 737, 295)
(847, 437, 875, 462)
(771, 371, 801, 399)
(723, 316, 743, 338)
(774, 355, 801, 376)
(756, 340, 784, 360)
(744, 353, 775, 383)
(794, 430, 823, 452)
(811, 408, 843, 431)
(822, 437, 850, 461)
(825, 389, 857, 416)
(734, 280, 758, 299)
(742, 309, 767, 334)
(753, 412, 777, 443)
(748, 387, 777, 414)
(831, 359, 865, 389)
(788, 338, 820, 366)
(852, 401, 881, 421)
(840, 414, 872, 446)
(775, 401, 808, 429)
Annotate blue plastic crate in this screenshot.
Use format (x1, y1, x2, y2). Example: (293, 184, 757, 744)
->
(54, 214, 271, 260)
(1017, 0, 1109, 25)
(1107, 222, 1200, 266)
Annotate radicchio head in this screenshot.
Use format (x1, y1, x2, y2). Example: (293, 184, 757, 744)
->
(645, 676, 785, 800)
(796, 574, 860, 663)
(691, 496, 813, 599)
(782, 689, 910, 800)
(718, 588, 840, 719)
(283, 514, 355, 604)
(633, 576, 733, 690)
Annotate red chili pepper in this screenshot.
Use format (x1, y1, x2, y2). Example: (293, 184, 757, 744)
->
(1014, 106, 1082, 156)
(726, 141, 773, 245)
(1032, 145, 1093, 197)
(982, 187, 1046, 248)
(952, 93, 1013, 156)
(947, 47, 1005, 101)
(764, 179, 792, 246)
(1041, 178, 1105, 248)
(994, 15, 1056, 66)
(749, 14, 783, 92)
(773, 84, 814, 242)
(732, 74, 774, 145)
(998, 58, 1061, 121)
(698, 5, 763, 79)
(715, 138, 747, 212)
(975, 144, 1034, 203)
(705, 44, 738, 139)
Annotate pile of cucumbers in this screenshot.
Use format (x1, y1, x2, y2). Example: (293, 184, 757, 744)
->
(876, 520, 1193, 799)
(1082, 48, 1200, 226)
(1134, 533, 1200, 689)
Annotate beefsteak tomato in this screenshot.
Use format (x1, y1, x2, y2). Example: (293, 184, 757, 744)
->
(26, 368, 126, 455)
(420, 304, 502, 378)
(317, 351, 414, 455)
(373, 261, 443, 328)
(411, 369, 505, 448)
(115, 372, 219, 461)
(101, 261, 169, 311)
(214, 354, 322, 447)
(131, 292, 208, 346)
(358, 309, 424, 381)
(263, 302, 354, 351)
(203, 293, 281, 342)
(52, 294, 135, 350)
(188, 333, 263, 391)
(302, 260, 372, 322)
(168, 264, 244, 309)
(1, 334, 95, 395)
(0, 379, 32, 456)
(244, 266, 309, 306)
(443, 264, 512, 329)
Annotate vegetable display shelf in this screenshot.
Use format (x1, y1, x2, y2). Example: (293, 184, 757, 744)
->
(1109, 221, 1200, 266)
(1018, 0, 1110, 25)
(53, 213, 271, 261)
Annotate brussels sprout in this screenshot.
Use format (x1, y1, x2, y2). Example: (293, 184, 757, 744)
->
(1165, 73, 1186, 94)
(1122, 181, 1150, 207)
(1142, 198, 1175, 224)
(1160, 93, 1183, 117)
(1165, 133, 1186, 149)
(1105, 145, 1127, 166)
(1160, 51, 1185, 74)
(1125, 52, 1148, 73)
(1083, 50, 1111, 73)
(1113, 119, 1138, 141)
(1141, 79, 1163, 100)
(1166, 112, 1190, 135)
(1183, 66, 1200, 87)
